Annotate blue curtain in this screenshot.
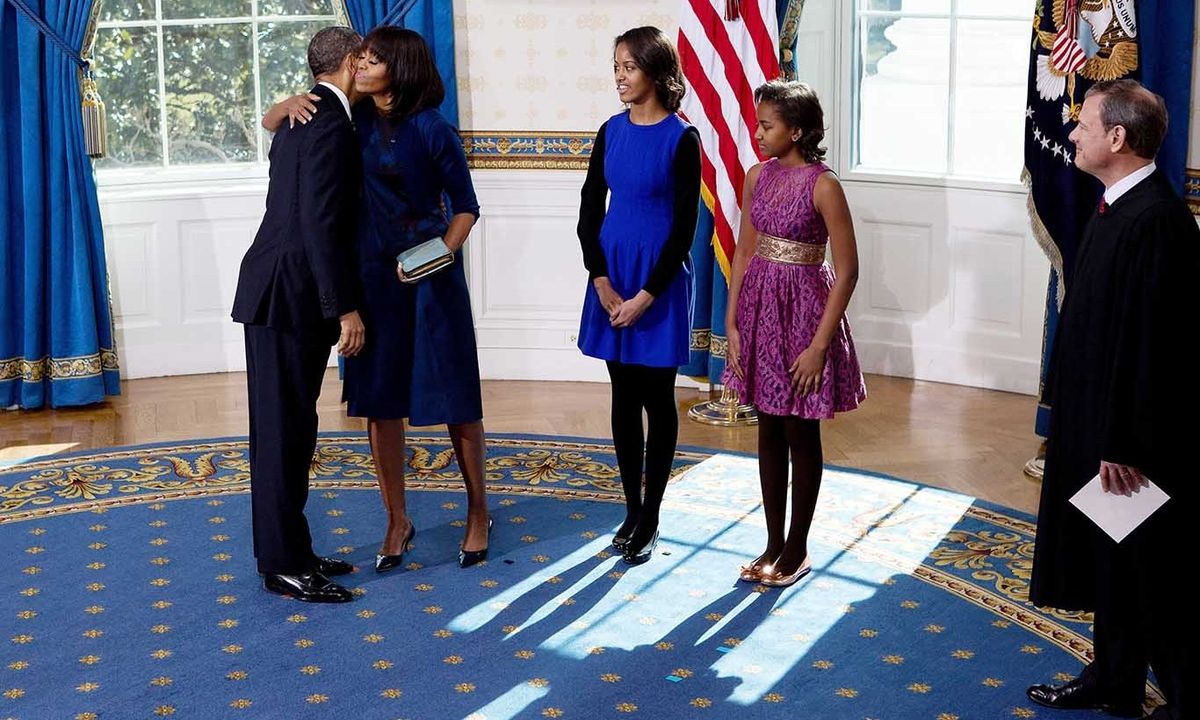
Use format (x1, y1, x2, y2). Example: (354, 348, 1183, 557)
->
(343, 0, 458, 126)
(1, 0, 119, 409)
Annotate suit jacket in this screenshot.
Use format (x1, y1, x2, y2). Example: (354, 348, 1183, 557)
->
(232, 83, 362, 343)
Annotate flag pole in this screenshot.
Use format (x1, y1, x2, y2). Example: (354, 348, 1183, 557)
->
(688, 385, 757, 426)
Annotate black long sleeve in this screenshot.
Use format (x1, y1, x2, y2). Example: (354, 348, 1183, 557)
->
(642, 127, 701, 298)
(577, 121, 610, 280)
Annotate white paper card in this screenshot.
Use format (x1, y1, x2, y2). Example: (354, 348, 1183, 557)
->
(1069, 474, 1170, 542)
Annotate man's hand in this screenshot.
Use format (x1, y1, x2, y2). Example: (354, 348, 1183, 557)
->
(1099, 460, 1147, 496)
(338, 311, 365, 357)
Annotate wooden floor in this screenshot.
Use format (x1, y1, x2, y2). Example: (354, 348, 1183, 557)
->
(0, 372, 1044, 514)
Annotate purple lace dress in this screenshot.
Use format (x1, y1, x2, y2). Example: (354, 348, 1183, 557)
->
(724, 160, 866, 418)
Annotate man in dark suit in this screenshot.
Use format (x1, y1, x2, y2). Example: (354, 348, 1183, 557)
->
(1026, 80, 1196, 720)
(232, 26, 365, 603)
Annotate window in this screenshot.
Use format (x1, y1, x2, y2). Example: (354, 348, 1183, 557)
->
(852, 0, 1030, 182)
(91, 0, 344, 169)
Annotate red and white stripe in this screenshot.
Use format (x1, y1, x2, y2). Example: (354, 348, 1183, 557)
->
(1050, 0, 1087, 74)
(677, 0, 780, 278)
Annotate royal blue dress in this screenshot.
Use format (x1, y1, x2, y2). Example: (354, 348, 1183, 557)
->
(342, 104, 483, 425)
(577, 111, 699, 368)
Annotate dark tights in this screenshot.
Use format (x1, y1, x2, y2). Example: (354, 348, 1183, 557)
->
(606, 361, 679, 553)
(752, 412, 823, 575)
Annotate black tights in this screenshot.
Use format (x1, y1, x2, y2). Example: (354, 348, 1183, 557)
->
(753, 412, 822, 575)
(606, 361, 679, 552)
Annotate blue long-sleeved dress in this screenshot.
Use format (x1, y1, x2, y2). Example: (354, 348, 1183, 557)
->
(342, 105, 482, 425)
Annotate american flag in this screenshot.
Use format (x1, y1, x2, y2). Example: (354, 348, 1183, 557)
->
(1049, 0, 1087, 74)
(677, 0, 781, 279)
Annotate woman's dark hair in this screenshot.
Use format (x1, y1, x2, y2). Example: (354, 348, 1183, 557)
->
(754, 80, 827, 163)
(361, 26, 445, 117)
(614, 26, 686, 113)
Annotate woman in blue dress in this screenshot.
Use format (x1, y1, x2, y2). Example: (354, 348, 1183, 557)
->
(577, 26, 701, 565)
(268, 27, 491, 570)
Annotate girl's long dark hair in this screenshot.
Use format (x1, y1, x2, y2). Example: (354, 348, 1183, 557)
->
(614, 26, 686, 113)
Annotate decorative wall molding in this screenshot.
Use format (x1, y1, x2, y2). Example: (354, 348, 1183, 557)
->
(463, 131, 595, 170)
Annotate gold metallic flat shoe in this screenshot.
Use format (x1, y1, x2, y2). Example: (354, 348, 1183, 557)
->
(738, 562, 767, 583)
(760, 559, 812, 588)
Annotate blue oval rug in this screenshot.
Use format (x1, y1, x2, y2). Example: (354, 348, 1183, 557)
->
(0, 433, 1135, 719)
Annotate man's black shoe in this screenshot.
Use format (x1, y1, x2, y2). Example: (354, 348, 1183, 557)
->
(263, 571, 353, 603)
(315, 556, 354, 576)
(1026, 677, 1141, 717)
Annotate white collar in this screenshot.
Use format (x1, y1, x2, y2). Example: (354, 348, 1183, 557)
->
(1104, 162, 1156, 205)
(318, 81, 353, 121)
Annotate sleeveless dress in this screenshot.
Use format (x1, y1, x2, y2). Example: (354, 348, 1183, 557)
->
(577, 111, 694, 368)
(724, 160, 866, 418)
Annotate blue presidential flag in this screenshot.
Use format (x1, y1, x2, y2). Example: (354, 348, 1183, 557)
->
(1025, 0, 1194, 439)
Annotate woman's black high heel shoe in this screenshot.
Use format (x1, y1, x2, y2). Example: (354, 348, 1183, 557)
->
(458, 517, 493, 568)
(375, 524, 415, 573)
(612, 516, 639, 551)
(622, 530, 658, 566)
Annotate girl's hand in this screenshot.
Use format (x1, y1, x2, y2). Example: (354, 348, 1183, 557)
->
(593, 277, 624, 317)
(284, 93, 321, 128)
(726, 326, 744, 380)
(610, 291, 653, 328)
(789, 344, 827, 395)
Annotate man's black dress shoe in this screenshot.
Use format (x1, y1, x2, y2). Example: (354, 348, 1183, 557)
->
(263, 571, 353, 603)
(1026, 677, 1141, 717)
(315, 556, 354, 576)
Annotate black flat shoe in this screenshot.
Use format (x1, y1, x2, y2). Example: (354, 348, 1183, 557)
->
(622, 530, 658, 565)
(458, 517, 493, 568)
(263, 571, 353, 603)
(1026, 677, 1141, 717)
(315, 556, 354, 576)
(375, 524, 416, 574)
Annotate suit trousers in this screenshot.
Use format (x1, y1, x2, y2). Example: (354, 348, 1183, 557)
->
(244, 324, 331, 575)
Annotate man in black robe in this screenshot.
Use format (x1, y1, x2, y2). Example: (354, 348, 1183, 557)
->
(1026, 80, 1196, 720)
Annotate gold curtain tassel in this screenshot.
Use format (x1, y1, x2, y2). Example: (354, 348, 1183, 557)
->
(80, 71, 107, 159)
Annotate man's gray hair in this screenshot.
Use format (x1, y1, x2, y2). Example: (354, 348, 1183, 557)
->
(308, 26, 361, 78)
(1085, 79, 1169, 160)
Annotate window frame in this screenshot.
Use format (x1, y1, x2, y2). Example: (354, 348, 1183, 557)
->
(837, 0, 1030, 194)
(92, 0, 347, 185)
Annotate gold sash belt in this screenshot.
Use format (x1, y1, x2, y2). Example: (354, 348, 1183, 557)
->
(755, 233, 826, 265)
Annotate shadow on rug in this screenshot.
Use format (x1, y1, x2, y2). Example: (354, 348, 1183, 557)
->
(0, 433, 1145, 719)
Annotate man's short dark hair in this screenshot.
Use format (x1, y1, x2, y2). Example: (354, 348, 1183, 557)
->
(1085, 79, 1169, 160)
(308, 26, 361, 78)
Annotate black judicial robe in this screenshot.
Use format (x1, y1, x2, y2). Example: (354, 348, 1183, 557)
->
(1029, 171, 1199, 610)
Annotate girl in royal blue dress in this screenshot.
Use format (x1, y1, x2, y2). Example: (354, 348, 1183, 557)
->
(576, 26, 701, 565)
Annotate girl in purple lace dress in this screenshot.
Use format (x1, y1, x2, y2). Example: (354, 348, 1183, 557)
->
(725, 81, 866, 587)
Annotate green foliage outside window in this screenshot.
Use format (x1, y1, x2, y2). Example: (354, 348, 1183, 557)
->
(92, 0, 339, 168)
